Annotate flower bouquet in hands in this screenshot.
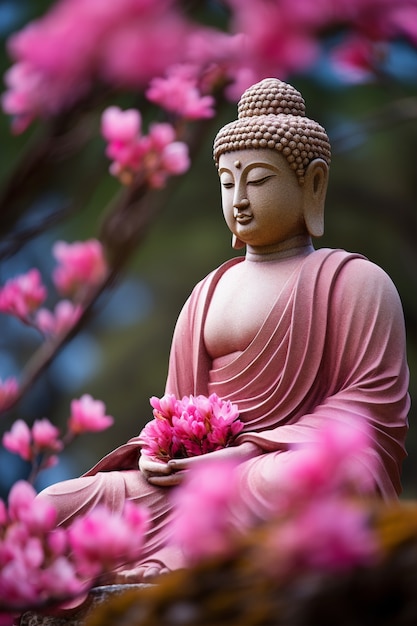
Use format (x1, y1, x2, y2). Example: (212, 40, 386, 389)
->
(138, 393, 244, 461)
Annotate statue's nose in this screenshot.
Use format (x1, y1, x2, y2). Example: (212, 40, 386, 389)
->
(233, 198, 250, 210)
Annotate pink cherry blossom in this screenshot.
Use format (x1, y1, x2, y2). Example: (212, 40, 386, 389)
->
(170, 458, 245, 562)
(159, 142, 190, 176)
(146, 64, 215, 119)
(52, 239, 108, 298)
(68, 394, 114, 435)
(68, 501, 149, 578)
(139, 416, 178, 461)
(32, 419, 63, 454)
(0, 377, 19, 412)
(3, 420, 32, 461)
(0, 481, 150, 617)
(331, 35, 376, 83)
(271, 416, 376, 509)
(7, 481, 57, 533)
(35, 300, 83, 337)
(101, 106, 141, 143)
(271, 498, 378, 574)
(101, 109, 190, 188)
(150, 393, 179, 422)
(100, 11, 189, 88)
(139, 393, 243, 461)
(0, 268, 47, 323)
(3, 418, 63, 470)
(2, 0, 187, 131)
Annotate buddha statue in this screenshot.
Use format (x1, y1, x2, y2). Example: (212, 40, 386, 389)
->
(38, 78, 409, 583)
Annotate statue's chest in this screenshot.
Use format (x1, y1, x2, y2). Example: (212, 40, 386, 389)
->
(204, 266, 291, 358)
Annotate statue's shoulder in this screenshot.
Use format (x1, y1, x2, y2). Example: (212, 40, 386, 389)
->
(309, 247, 402, 310)
(190, 257, 244, 296)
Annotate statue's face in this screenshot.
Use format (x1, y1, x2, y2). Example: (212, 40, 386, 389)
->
(218, 149, 307, 250)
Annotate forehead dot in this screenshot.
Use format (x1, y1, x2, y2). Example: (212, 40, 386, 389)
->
(234, 160, 241, 169)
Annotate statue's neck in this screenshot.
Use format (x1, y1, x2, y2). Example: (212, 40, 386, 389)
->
(245, 235, 314, 263)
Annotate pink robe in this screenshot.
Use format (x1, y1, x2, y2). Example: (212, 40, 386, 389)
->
(39, 248, 409, 570)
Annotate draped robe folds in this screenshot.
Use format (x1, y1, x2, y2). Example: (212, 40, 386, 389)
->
(38, 248, 410, 572)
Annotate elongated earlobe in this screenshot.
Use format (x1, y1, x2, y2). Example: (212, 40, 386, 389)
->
(232, 234, 245, 249)
(303, 159, 329, 238)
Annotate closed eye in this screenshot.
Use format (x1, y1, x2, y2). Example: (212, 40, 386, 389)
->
(247, 175, 275, 186)
(221, 182, 234, 189)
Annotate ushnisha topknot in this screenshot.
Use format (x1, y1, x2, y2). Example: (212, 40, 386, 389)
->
(213, 78, 331, 185)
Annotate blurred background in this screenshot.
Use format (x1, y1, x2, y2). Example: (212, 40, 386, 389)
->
(0, 0, 415, 496)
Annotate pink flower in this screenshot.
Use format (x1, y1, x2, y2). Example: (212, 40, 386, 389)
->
(35, 300, 83, 337)
(170, 459, 244, 562)
(32, 418, 63, 454)
(52, 239, 107, 298)
(7, 480, 57, 533)
(224, 0, 320, 93)
(3, 420, 32, 461)
(2, 0, 186, 131)
(3, 418, 63, 469)
(0, 377, 19, 412)
(37, 556, 85, 600)
(1, 62, 42, 133)
(68, 394, 114, 435)
(100, 10, 189, 88)
(101, 106, 145, 175)
(139, 417, 178, 461)
(101, 109, 190, 188)
(331, 35, 376, 83)
(150, 393, 179, 421)
(68, 501, 149, 577)
(101, 106, 141, 143)
(0, 269, 47, 322)
(271, 498, 377, 574)
(146, 64, 215, 119)
(280, 417, 376, 503)
(159, 141, 190, 176)
(139, 393, 243, 461)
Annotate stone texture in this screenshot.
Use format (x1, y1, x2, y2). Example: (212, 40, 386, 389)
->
(19, 585, 150, 626)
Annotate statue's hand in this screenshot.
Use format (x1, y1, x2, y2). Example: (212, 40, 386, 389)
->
(167, 441, 261, 474)
(139, 453, 186, 487)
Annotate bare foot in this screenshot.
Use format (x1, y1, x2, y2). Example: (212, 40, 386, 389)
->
(110, 561, 170, 584)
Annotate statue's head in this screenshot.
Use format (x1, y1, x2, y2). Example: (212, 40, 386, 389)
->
(213, 79, 331, 245)
(214, 78, 330, 185)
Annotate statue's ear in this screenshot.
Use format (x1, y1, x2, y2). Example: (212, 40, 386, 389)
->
(302, 159, 329, 238)
(232, 235, 246, 250)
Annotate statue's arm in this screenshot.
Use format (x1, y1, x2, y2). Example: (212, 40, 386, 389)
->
(236, 258, 409, 498)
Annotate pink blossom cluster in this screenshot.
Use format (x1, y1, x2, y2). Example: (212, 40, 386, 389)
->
(1, 0, 190, 133)
(3, 395, 113, 478)
(52, 239, 108, 298)
(35, 300, 83, 337)
(67, 394, 114, 435)
(170, 459, 246, 563)
(225, 0, 417, 95)
(0, 239, 106, 344)
(169, 417, 378, 574)
(139, 393, 244, 461)
(101, 106, 190, 187)
(3, 0, 417, 132)
(0, 269, 47, 324)
(262, 417, 378, 574)
(0, 480, 148, 620)
(3, 418, 62, 467)
(146, 64, 215, 120)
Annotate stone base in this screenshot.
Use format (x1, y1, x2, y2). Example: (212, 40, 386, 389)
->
(19, 585, 150, 626)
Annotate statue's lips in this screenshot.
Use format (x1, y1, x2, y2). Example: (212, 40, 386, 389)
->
(235, 212, 253, 224)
